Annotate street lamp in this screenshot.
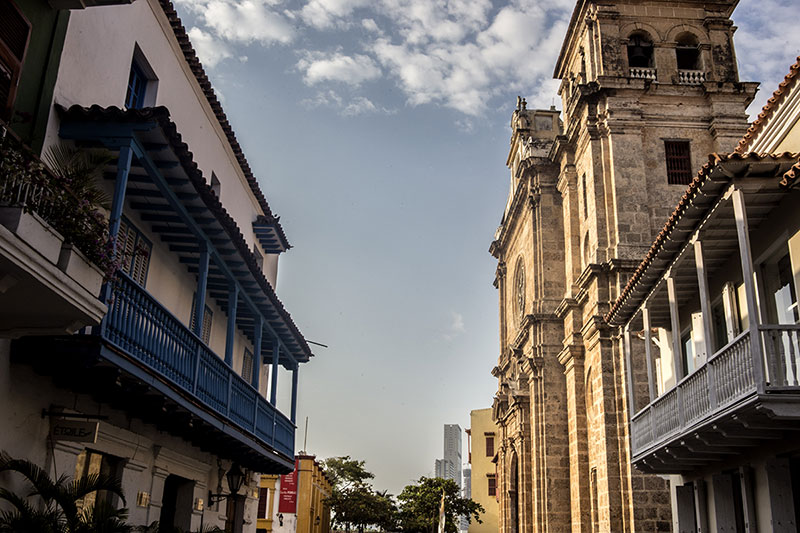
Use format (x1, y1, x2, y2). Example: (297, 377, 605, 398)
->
(209, 463, 245, 504)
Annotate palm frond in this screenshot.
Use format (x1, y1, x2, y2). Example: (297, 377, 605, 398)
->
(42, 144, 112, 208)
(0, 452, 58, 503)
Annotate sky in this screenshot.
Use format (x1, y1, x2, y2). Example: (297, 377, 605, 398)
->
(170, 0, 800, 495)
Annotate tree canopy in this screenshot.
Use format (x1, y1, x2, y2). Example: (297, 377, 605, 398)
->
(321, 456, 396, 532)
(396, 477, 483, 533)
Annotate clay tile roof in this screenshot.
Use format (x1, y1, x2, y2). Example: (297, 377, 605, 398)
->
(736, 56, 800, 154)
(157, 0, 290, 250)
(606, 151, 800, 325)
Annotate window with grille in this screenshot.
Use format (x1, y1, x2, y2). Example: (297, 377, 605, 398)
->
(118, 218, 151, 286)
(189, 294, 213, 344)
(485, 435, 494, 457)
(665, 140, 693, 185)
(242, 348, 254, 383)
(0, 0, 31, 121)
(487, 475, 497, 497)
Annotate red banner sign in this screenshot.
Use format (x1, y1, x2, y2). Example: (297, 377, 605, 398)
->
(278, 459, 299, 513)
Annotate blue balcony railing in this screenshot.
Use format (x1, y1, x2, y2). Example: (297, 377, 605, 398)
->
(101, 272, 294, 458)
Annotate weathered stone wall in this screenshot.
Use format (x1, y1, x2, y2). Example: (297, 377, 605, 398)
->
(491, 1, 756, 532)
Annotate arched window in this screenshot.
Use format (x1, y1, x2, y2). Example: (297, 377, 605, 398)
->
(627, 32, 654, 68)
(676, 33, 700, 70)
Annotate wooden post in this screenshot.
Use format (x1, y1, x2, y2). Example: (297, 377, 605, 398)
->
(193, 242, 210, 339)
(252, 314, 262, 390)
(224, 282, 239, 366)
(291, 365, 298, 424)
(624, 324, 636, 415)
(732, 188, 765, 393)
(694, 239, 718, 408)
(100, 143, 133, 308)
(643, 306, 656, 402)
(270, 338, 280, 406)
(667, 275, 684, 381)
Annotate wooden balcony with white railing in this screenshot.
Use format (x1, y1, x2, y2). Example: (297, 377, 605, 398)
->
(608, 153, 800, 475)
(629, 326, 800, 471)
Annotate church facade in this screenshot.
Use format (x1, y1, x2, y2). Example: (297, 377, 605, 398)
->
(489, 1, 757, 531)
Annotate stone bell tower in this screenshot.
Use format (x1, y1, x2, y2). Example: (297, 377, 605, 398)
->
(552, 0, 757, 531)
(490, 1, 757, 532)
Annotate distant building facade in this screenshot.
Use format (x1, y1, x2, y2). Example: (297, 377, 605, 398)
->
(260, 456, 332, 533)
(609, 56, 800, 533)
(468, 408, 499, 533)
(489, 0, 756, 531)
(435, 424, 463, 488)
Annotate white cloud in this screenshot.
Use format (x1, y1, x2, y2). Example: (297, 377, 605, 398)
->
(187, 27, 235, 68)
(443, 312, 465, 341)
(300, 0, 370, 29)
(731, 0, 800, 118)
(342, 96, 377, 115)
(297, 51, 382, 86)
(179, 0, 572, 113)
(201, 0, 295, 45)
(361, 18, 380, 33)
(301, 90, 394, 117)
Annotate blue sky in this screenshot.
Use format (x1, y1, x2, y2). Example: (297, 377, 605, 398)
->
(171, 0, 800, 495)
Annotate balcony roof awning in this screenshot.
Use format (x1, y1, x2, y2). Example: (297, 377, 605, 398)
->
(607, 151, 800, 326)
(57, 105, 312, 365)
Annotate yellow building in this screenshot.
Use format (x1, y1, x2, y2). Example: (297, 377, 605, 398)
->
(467, 409, 499, 533)
(258, 455, 332, 533)
(296, 455, 333, 533)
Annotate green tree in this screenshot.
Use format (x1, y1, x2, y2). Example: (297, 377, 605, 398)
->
(0, 452, 129, 533)
(321, 456, 396, 532)
(396, 477, 483, 533)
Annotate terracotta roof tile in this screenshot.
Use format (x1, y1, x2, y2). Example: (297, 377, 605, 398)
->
(736, 56, 800, 153)
(157, 0, 290, 250)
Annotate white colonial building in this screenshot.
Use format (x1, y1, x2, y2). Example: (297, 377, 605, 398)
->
(0, 0, 312, 531)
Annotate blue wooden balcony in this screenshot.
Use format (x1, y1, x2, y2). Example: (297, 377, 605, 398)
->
(11, 104, 312, 475)
(104, 272, 295, 459)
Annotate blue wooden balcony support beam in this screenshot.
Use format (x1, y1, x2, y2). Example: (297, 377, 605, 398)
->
(291, 364, 298, 424)
(252, 314, 263, 390)
(194, 242, 210, 338)
(225, 282, 239, 366)
(270, 339, 280, 406)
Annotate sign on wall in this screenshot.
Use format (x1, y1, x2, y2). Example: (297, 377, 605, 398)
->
(278, 459, 299, 513)
(49, 419, 98, 443)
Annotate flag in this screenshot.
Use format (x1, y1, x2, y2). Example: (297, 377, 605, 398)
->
(438, 488, 446, 533)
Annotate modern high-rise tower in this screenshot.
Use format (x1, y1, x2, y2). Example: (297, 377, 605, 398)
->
(435, 424, 463, 488)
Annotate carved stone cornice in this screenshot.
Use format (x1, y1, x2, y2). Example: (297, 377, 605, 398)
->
(557, 343, 585, 372)
(576, 262, 608, 290)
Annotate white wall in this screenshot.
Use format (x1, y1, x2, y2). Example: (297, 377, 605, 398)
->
(0, 343, 262, 531)
(43, 0, 281, 290)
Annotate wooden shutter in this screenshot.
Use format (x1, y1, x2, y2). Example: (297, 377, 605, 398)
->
(242, 348, 253, 383)
(189, 295, 212, 344)
(201, 307, 212, 344)
(130, 237, 151, 286)
(0, 0, 31, 121)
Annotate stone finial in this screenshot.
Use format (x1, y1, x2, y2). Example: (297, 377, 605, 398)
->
(521, 97, 527, 110)
(516, 96, 522, 110)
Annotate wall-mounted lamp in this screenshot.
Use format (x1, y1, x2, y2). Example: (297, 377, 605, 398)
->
(208, 463, 245, 505)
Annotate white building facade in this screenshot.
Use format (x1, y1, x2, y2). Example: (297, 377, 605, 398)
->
(0, 0, 312, 531)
